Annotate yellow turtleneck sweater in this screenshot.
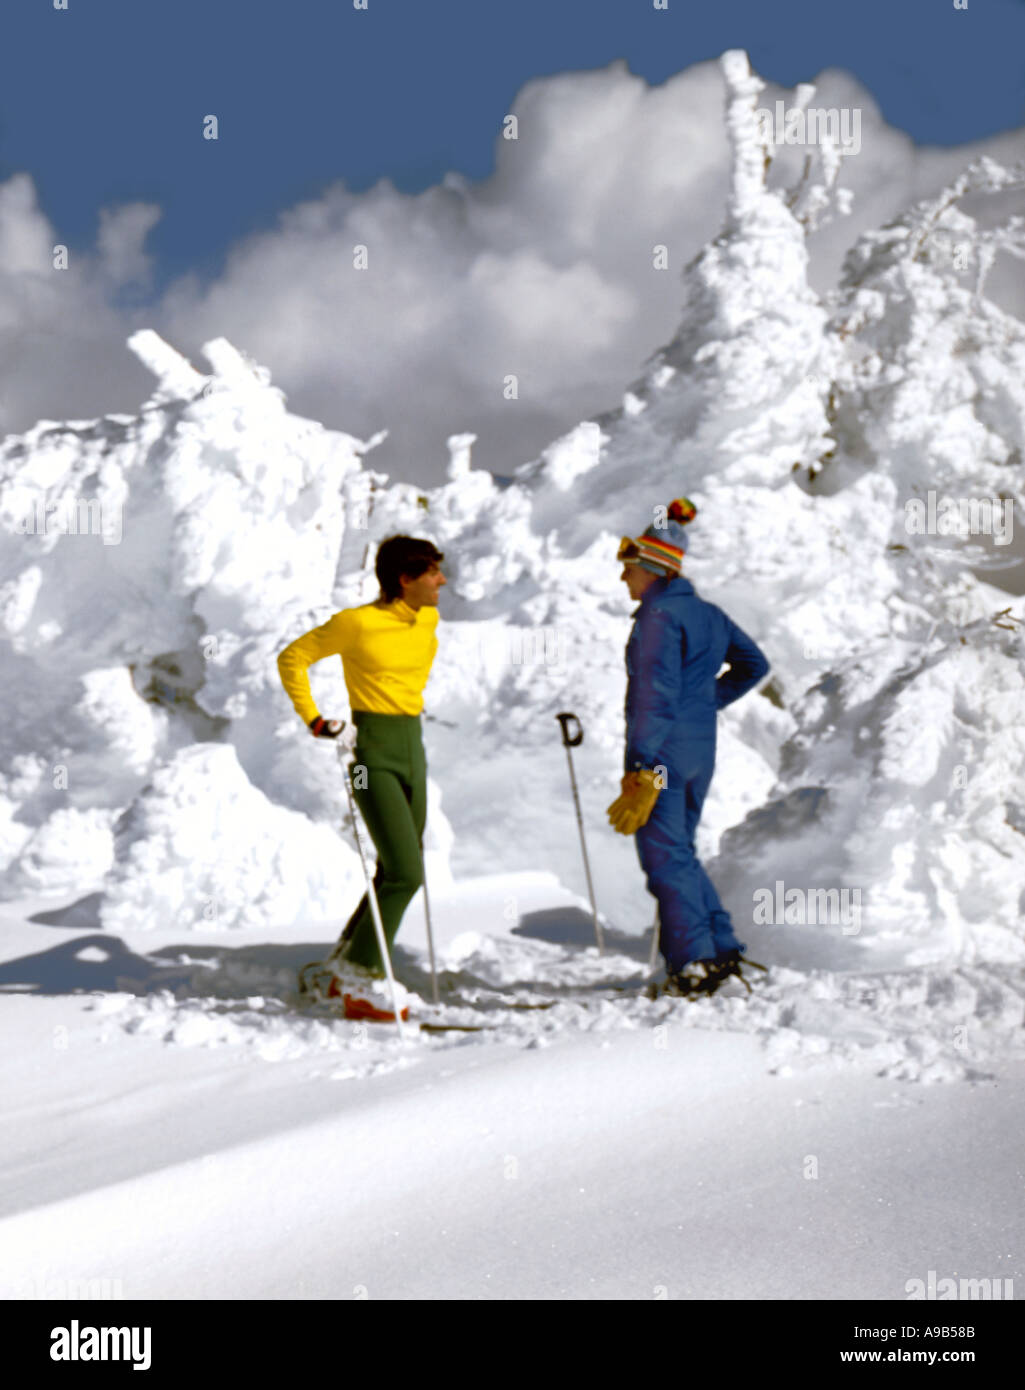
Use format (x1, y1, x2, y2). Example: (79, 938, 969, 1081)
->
(277, 598, 440, 723)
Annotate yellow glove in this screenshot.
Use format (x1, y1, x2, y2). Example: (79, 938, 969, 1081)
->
(606, 769, 662, 835)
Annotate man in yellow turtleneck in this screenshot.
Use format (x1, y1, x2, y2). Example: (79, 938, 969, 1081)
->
(277, 535, 445, 1016)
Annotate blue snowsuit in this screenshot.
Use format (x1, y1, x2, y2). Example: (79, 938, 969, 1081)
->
(625, 575, 770, 971)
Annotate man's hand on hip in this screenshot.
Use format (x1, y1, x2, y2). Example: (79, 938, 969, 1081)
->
(309, 717, 358, 753)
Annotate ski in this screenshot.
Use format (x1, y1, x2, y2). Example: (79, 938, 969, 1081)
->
(417, 1020, 497, 1034)
(296, 962, 564, 1031)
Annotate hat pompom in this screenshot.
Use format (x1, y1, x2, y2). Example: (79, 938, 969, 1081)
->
(667, 497, 697, 525)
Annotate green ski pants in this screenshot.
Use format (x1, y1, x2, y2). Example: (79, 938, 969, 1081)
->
(336, 711, 427, 973)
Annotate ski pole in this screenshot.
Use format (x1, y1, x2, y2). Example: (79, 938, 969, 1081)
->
(338, 741, 408, 1041)
(555, 711, 605, 955)
(648, 911, 661, 973)
(418, 841, 440, 1005)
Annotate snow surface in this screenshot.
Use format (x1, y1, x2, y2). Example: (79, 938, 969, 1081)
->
(1, 874, 1023, 1299)
(2, 50, 1024, 1299)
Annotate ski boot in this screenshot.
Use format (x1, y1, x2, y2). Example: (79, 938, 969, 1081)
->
(298, 957, 411, 1023)
(646, 959, 722, 1001)
(647, 950, 768, 1001)
(706, 948, 768, 994)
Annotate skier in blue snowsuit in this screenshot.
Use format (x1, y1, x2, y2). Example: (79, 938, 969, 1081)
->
(607, 498, 770, 997)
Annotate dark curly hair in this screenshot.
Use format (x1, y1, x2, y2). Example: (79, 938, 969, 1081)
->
(375, 535, 445, 602)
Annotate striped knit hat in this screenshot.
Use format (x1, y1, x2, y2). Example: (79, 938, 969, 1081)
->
(619, 498, 697, 576)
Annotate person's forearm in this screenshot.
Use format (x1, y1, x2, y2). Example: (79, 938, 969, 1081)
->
(277, 643, 321, 723)
(277, 614, 348, 723)
(716, 627, 770, 709)
(715, 654, 769, 709)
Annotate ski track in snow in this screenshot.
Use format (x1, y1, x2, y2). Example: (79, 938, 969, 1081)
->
(86, 930, 1025, 1087)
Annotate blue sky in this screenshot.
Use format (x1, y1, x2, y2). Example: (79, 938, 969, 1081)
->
(1, 0, 1023, 478)
(2, 0, 1024, 288)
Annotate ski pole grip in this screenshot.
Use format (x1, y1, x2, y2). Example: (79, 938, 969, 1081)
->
(555, 711, 583, 747)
